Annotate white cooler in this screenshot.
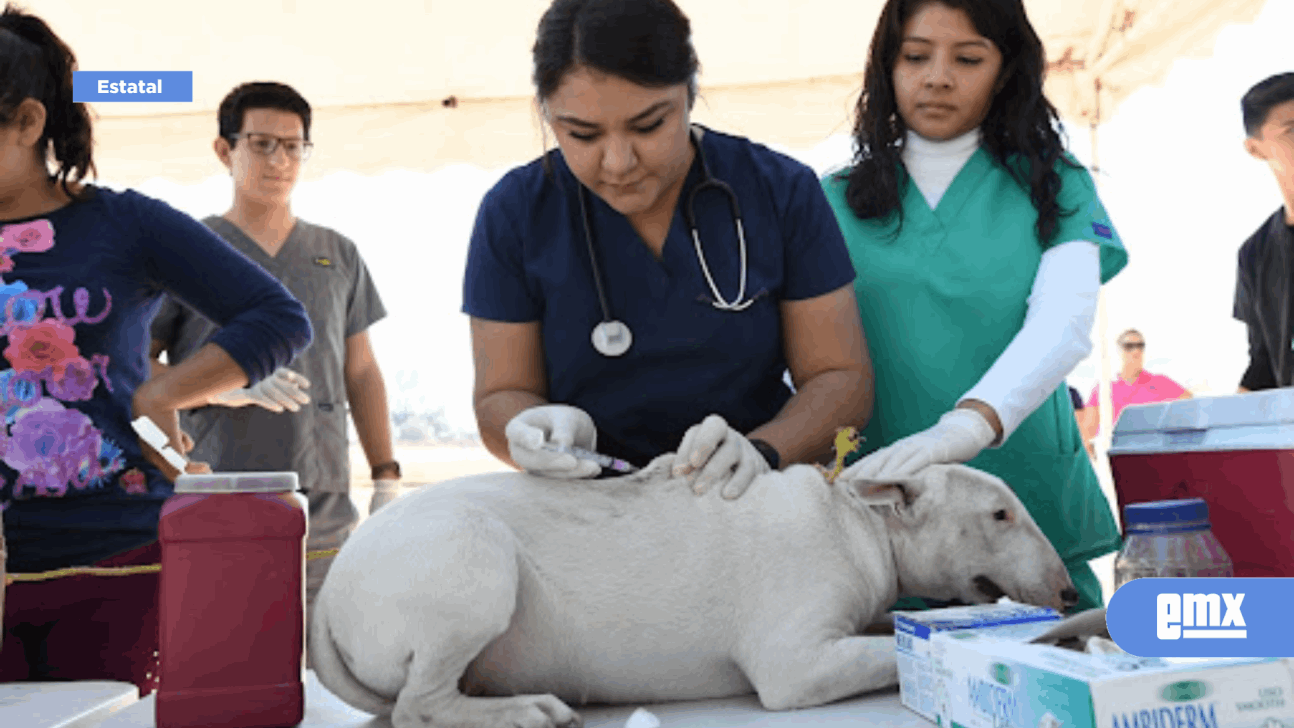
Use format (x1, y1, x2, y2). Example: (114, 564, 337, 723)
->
(1108, 388, 1294, 578)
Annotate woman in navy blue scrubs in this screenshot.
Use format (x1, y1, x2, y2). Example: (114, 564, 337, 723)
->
(463, 0, 873, 498)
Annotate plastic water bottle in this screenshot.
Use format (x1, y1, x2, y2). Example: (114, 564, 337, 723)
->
(156, 472, 307, 728)
(1113, 498, 1234, 591)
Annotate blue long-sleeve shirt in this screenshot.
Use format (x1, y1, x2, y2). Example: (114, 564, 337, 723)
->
(0, 186, 312, 573)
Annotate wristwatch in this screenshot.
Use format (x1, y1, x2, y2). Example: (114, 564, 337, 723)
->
(371, 460, 401, 480)
(748, 439, 780, 470)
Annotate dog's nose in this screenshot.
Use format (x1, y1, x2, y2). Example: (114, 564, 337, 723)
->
(1060, 587, 1079, 607)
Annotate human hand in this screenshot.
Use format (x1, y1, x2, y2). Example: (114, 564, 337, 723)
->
(505, 404, 601, 479)
(369, 479, 400, 514)
(842, 408, 995, 481)
(672, 414, 770, 500)
(132, 383, 213, 482)
(210, 367, 311, 413)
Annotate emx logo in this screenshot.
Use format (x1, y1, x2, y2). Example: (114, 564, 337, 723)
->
(1157, 593, 1246, 640)
(1108, 578, 1293, 658)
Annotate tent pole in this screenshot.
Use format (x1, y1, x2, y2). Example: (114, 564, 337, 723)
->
(1092, 118, 1114, 459)
(1087, 80, 1122, 608)
(1089, 80, 1120, 527)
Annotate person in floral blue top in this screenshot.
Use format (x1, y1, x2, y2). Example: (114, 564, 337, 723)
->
(0, 4, 312, 694)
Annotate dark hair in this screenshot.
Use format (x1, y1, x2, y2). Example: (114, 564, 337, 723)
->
(838, 0, 1079, 247)
(0, 3, 95, 199)
(1242, 72, 1294, 138)
(1117, 328, 1143, 345)
(532, 0, 699, 105)
(217, 82, 312, 144)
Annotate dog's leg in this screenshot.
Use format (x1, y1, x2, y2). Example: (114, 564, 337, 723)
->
(393, 658, 582, 728)
(387, 513, 582, 728)
(737, 629, 898, 711)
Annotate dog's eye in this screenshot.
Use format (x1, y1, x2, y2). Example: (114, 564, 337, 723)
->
(993, 509, 1009, 521)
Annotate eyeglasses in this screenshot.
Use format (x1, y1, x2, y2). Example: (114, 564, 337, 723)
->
(229, 132, 314, 161)
(1120, 342, 1145, 351)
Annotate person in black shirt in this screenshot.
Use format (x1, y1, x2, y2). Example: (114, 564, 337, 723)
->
(1234, 72, 1294, 392)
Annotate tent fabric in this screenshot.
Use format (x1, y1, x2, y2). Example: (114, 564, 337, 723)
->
(92, 76, 865, 184)
(1042, 0, 1266, 126)
(37, 0, 1263, 184)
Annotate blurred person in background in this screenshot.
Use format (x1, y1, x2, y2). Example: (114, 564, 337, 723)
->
(1082, 329, 1190, 445)
(1234, 72, 1294, 393)
(149, 82, 397, 653)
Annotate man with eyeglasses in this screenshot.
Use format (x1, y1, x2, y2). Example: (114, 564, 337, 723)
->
(149, 82, 400, 649)
(1078, 329, 1191, 446)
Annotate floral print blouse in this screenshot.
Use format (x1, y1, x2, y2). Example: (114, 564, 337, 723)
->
(1, 186, 311, 573)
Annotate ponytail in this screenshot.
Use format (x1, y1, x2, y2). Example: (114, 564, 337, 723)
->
(0, 3, 95, 200)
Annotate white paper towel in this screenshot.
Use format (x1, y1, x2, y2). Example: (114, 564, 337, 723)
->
(625, 707, 661, 728)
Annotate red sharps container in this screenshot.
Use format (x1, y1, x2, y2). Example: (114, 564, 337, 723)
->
(157, 472, 307, 728)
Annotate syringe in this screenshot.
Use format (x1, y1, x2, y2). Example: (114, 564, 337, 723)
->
(540, 443, 639, 474)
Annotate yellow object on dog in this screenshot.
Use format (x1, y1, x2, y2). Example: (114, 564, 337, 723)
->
(819, 426, 863, 484)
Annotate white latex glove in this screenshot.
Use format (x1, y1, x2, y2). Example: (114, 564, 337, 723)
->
(211, 367, 311, 413)
(505, 404, 602, 479)
(672, 414, 770, 500)
(369, 479, 400, 514)
(845, 408, 996, 481)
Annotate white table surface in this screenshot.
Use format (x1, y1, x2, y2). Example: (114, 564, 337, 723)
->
(96, 671, 924, 728)
(0, 680, 139, 728)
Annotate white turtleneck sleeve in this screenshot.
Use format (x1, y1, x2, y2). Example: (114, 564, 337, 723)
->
(902, 129, 1100, 445)
(960, 241, 1099, 444)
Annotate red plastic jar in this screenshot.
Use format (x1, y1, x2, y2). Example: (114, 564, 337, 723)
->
(156, 472, 306, 728)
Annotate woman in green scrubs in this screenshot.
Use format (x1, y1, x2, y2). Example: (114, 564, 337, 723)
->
(823, 0, 1127, 612)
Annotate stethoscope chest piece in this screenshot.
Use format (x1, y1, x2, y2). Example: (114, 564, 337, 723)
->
(592, 320, 633, 357)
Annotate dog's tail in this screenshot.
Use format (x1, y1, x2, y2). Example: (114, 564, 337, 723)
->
(308, 589, 396, 716)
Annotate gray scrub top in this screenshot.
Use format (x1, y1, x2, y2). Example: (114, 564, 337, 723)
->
(151, 216, 387, 492)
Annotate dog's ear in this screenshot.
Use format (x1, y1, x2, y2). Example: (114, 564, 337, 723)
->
(845, 467, 947, 503)
(848, 480, 913, 509)
(844, 466, 953, 518)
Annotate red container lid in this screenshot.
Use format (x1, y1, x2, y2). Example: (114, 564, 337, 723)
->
(174, 472, 299, 494)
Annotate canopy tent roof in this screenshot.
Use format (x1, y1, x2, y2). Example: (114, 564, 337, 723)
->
(26, 0, 1264, 185)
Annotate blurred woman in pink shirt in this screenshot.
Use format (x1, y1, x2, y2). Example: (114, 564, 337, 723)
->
(1080, 329, 1192, 444)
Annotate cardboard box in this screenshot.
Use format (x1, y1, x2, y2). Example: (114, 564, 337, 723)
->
(930, 627, 1294, 728)
(895, 604, 1063, 722)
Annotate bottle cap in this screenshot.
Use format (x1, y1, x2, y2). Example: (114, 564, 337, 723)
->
(175, 472, 300, 494)
(1123, 498, 1210, 528)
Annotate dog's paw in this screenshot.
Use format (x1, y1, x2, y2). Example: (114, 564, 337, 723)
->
(395, 693, 581, 728)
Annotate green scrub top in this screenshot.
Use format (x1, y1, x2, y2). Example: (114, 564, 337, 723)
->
(822, 149, 1128, 609)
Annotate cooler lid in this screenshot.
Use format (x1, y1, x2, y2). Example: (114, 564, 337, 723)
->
(1109, 389, 1294, 454)
(174, 472, 299, 493)
(1112, 389, 1294, 435)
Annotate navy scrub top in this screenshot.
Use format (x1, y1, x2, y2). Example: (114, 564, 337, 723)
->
(463, 126, 855, 467)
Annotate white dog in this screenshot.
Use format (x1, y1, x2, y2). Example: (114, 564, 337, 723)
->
(310, 458, 1076, 728)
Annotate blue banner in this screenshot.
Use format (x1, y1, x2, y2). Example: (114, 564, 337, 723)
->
(73, 72, 192, 102)
(1107, 578, 1294, 657)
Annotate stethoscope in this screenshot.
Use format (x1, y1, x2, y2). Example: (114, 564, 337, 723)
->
(577, 126, 754, 358)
